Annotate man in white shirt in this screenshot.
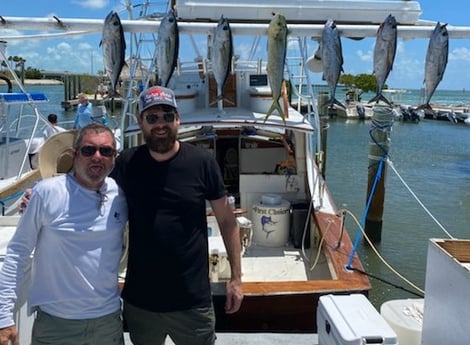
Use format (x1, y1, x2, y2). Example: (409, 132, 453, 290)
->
(43, 113, 66, 139)
(0, 123, 128, 345)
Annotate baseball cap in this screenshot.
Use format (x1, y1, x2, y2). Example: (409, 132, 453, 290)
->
(138, 86, 178, 113)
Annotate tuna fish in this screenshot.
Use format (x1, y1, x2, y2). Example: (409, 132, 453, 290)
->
(211, 15, 233, 107)
(156, 10, 179, 88)
(419, 22, 449, 110)
(369, 14, 397, 105)
(321, 19, 345, 109)
(100, 11, 126, 98)
(265, 13, 288, 123)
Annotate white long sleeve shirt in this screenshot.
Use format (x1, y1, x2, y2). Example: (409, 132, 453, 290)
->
(0, 173, 128, 328)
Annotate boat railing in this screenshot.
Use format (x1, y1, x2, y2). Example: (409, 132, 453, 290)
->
(0, 42, 53, 183)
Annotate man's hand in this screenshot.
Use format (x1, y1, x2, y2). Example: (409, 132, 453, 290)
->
(18, 188, 32, 214)
(225, 278, 243, 314)
(0, 325, 19, 345)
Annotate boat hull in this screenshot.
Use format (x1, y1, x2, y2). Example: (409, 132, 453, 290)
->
(213, 288, 369, 332)
(211, 209, 371, 333)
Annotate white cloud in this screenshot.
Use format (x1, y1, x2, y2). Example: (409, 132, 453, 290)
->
(73, 0, 108, 10)
(356, 49, 372, 63)
(449, 46, 470, 61)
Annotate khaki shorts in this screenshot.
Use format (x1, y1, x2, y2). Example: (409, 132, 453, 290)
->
(31, 309, 123, 345)
(123, 302, 216, 345)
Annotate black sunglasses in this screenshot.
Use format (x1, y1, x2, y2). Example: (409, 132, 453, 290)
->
(144, 112, 175, 124)
(79, 146, 116, 157)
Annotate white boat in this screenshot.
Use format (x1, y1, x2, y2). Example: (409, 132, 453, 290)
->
(1, 1, 470, 344)
(0, 41, 53, 215)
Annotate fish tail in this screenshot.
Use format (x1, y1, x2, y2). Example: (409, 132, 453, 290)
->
(105, 89, 121, 99)
(329, 97, 346, 110)
(264, 99, 286, 124)
(368, 93, 392, 106)
(209, 94, 222, 107)
(416, 103, 433, 111)
(209, 92, 234, 107)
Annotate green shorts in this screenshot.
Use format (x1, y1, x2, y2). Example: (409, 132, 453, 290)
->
(123, 302, 216, 345)
(31, 309, 123, 345)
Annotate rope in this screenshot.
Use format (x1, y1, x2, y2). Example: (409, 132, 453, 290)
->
(386, 158, 455, 239)
(347, 105, 393, 268)
(341, 104, 453, 296)
(346, 157, 384, 268)
(349, 267, 424, 298)
(343, 208, 425, 296)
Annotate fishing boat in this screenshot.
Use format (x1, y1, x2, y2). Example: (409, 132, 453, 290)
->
(0, 41, 53, 216)
(119, 0, 375, 332)
(2, 0, 470, 343)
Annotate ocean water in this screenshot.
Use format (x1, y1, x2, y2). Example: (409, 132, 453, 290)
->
(6, 84, 123, 129)
(10, 84, 470, 309)
(364, 88, 470, 108)
(313, 84, 470, 109)
(325, 117, 470, 308)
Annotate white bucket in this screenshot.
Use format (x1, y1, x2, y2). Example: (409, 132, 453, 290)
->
(252, 197, 290, 247)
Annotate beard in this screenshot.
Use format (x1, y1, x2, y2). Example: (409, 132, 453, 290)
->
(73, 160, 114, 187)
(144, 126, 178, 153)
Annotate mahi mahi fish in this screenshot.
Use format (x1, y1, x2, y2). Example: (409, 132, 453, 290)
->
(156, 10, 179, 88)
(100, 11, 126, 98)
(418, 22, 449, 110)
(211, 15, 233, 106)
(265, 13, 288, 123)
(321, 19, 345, 109)
(369, 14, 397, 105)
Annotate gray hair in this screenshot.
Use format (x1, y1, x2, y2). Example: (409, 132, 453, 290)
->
(73, 123, 117, 150)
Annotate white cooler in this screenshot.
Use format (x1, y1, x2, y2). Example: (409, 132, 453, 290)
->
(317, 294, 397, 345)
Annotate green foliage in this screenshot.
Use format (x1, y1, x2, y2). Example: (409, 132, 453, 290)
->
(25, 67, 42, 79)
(339, 73, 387, 93)
(339, 74, 356, 87)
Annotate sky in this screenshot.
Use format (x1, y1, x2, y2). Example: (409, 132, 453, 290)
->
(1, 0, 470, 90)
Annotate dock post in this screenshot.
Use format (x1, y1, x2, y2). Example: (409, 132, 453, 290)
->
(365, 105, 393, 243)
(64, 74, 69, 103)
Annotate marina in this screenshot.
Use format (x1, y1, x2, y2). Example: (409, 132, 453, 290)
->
(0, 0, 470, 344)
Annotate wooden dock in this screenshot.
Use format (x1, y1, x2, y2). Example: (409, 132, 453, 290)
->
(62, 95, 123, 111)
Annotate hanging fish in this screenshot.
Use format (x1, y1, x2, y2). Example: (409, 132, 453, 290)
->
(265, 13, 288, 123)
(321, 19, 345, 109)
(100, 11, 126, 98)
(156, 10, 179, 88)
(211, 15, 233, 107)
(369, 14, 397, 106)
(418, 22, 449, 110)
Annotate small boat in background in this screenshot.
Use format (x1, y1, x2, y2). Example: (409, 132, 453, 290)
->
(0, 41, 52, 215)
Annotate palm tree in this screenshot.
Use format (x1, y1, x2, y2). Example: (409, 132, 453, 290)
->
(7, 55, 26, 83)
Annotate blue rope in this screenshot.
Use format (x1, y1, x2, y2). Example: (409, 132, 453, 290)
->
(346, 121, 392, 269)
(346, 157, 385, 269)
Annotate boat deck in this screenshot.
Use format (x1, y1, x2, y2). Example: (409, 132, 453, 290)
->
(124, 332, 318, 344)
(240, 243, 330, 282)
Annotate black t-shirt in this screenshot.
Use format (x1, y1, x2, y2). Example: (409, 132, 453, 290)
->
(111, 142, 226, 311)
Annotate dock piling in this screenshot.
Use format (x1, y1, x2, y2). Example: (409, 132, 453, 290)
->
(365, 105, 394, 242)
